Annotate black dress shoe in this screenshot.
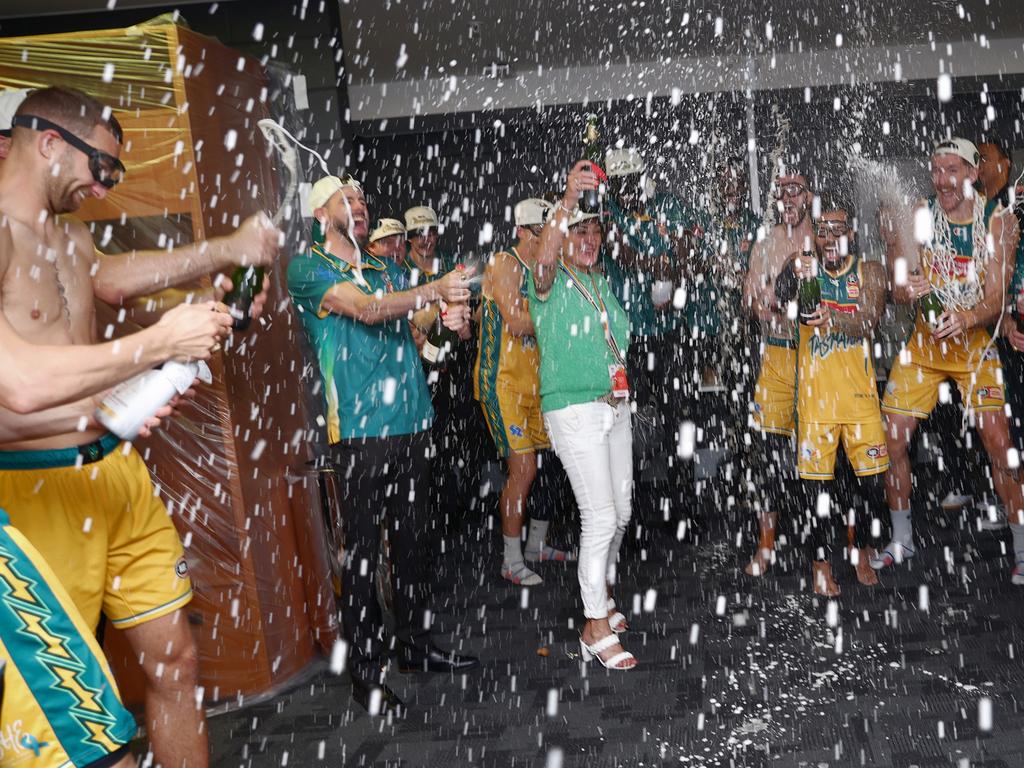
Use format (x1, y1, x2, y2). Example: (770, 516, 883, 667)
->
(350, 676, 405, 716)
(397, 643, 481, 673)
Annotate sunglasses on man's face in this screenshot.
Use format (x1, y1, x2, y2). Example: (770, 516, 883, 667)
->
(816, 222, 850, 238)
(775, 182, 807, 199)
(12, 114, 125, 189)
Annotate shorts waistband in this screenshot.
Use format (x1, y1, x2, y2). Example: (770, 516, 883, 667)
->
(0, 433, 121, 471)
(766, 336, 797, 350)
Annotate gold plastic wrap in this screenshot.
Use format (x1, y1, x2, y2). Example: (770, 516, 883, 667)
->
(0, 18, 337, 706)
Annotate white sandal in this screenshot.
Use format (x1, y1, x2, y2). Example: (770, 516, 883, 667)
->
(607, 598, 628, 633)
(579, 632, 636, 670)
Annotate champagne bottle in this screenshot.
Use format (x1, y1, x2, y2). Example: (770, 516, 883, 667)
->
(918, 290, 944, 331)
(579, 113, 604, 214)
(222, 265, 265, 332)
(1015, 291, 1024, 333)
(420, 301, 460, 365)
(95, 360, 213, 441)
(797, 248, 821, 324)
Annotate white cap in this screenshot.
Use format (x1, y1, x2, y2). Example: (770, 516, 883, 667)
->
(404, 206, 438, 231)
(933, 137, 980, 167)
(0, 88, 29, 135)
(308, 175, 361, 215)
(369, 217, 405, 243)
(605, 148, 645, 178)
(514, 198, 552, 227)
(567, 209, 600, 227)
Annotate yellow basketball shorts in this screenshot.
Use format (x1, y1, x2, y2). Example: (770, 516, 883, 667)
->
(478, 384, 550, 457)
(0, 509, 136, 767)
(797, 419, 890, 480)
(882, 334, 1004, 419)
(0, 434, 192, 633)
(752, 342, 797, 437)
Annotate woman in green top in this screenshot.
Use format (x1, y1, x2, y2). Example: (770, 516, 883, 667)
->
(529, 160, 637, 670)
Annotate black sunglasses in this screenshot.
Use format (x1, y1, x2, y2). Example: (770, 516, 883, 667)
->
(12, 114, 125, 189)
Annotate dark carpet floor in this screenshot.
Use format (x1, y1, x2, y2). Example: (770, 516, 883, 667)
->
(205, 485, 1024, 768)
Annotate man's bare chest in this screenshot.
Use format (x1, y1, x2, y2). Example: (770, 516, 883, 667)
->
(1, 233, 95, 344)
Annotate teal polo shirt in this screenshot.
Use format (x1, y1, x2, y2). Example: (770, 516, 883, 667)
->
(287, 245, 434, 442)
(684, 207, 759, 337)
(604, 193, 687, 339)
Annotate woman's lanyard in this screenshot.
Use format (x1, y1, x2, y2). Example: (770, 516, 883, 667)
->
(559, 261, 626, 366)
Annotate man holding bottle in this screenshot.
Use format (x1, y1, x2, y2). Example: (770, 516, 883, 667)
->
(288, 176, 479, 716)
(791, 202, 886, 595)
(875, 138, 1023, 584)
(0, 86, 272, 768)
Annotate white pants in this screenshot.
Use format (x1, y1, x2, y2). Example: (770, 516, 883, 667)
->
(544, 400, 633, 619)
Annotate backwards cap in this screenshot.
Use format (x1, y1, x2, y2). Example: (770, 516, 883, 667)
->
(308, 175, 361, 215)
(514, 198, 552, 227)
(0, 88, 29, 137)
(933, 137, 980, 168)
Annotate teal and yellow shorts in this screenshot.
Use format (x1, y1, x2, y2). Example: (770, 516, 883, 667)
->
(0, 508, 136, 767)
(0, 434, 192, 633)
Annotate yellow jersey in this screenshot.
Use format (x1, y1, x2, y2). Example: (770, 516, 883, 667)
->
(797, 254, 880, 425)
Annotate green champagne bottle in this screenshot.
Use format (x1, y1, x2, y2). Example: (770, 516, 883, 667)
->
(918, 290, 944, 331)
(223, 265, 264, 332)
(797, 249, 821, 324)
(420, 302, 460, 365)
(579, 113, 603, 214)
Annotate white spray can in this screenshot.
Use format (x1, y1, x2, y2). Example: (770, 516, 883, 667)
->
(95, 360, 213, 441)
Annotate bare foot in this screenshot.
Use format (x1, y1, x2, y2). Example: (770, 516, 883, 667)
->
(744, 547, 773, 577)
(853, 548, 879, 586)
(812, 562, 841, 597)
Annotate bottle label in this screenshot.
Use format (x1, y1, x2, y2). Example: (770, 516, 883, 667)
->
(421, 341, 441, 364)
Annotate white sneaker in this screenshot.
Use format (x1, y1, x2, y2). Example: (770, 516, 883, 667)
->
(869, 540, 915, 570)
(977, 501, 1008, 531)
(1012, 561, 1024, 586)
(940, 492, 972, 512)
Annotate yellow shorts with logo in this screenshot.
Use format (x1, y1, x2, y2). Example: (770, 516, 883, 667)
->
(0, 436, 192, 633)
(752, 342, 797, 437)
(479, 385, 550, 457)
(881, 330, 1004, 419)
(797, 420, 890, 480)
(0, 511, 136, 767)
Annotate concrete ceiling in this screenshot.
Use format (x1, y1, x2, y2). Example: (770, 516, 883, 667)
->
(340, 0, 1024, 84)
(338, 0, 1024, 121)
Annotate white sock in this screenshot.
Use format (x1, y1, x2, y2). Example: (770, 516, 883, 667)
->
(1011, 523, 1024, 563)
(503, 534, 523, 569)
(890, 508, 913, 547)
(524, 519, 550, 559)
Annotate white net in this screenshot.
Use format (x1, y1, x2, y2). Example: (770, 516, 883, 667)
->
(926, 194, 989, 312)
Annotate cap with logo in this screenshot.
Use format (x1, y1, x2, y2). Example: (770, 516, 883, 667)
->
(404, 206, 438, 232)
(933, 137, 980, 168)
(604, 148, 645, 178)
(567, 209, 600, 228)
(308, 175, 362, 215)
(369, 218, 406, 243)
(514, 198, 553, 227)
(0, 88, 30, 137)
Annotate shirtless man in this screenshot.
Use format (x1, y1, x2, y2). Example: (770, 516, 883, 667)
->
(0, 86, 277, 768)
(741, 170, 816, 576)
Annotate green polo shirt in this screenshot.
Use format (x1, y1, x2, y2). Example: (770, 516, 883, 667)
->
(287, 245, 434, 442)
(527, 261, 631, 413)
(604, 193, 687, 339)
(685, 207, 759, 336)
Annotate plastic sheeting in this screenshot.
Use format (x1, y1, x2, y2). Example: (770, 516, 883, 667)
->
(0, 16, 337, 705)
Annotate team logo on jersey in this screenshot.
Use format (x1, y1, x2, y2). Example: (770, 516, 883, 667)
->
(509, 424, 524, 437)
(865, 444, 888, 459)
(983, 347, 1000, 362)
(977, 386, 1003, 401)
(885, 380, 897, 396)
(799, 442, 818, 461)
(846, 273, 860, 298)
(175, 557, 189, 579)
